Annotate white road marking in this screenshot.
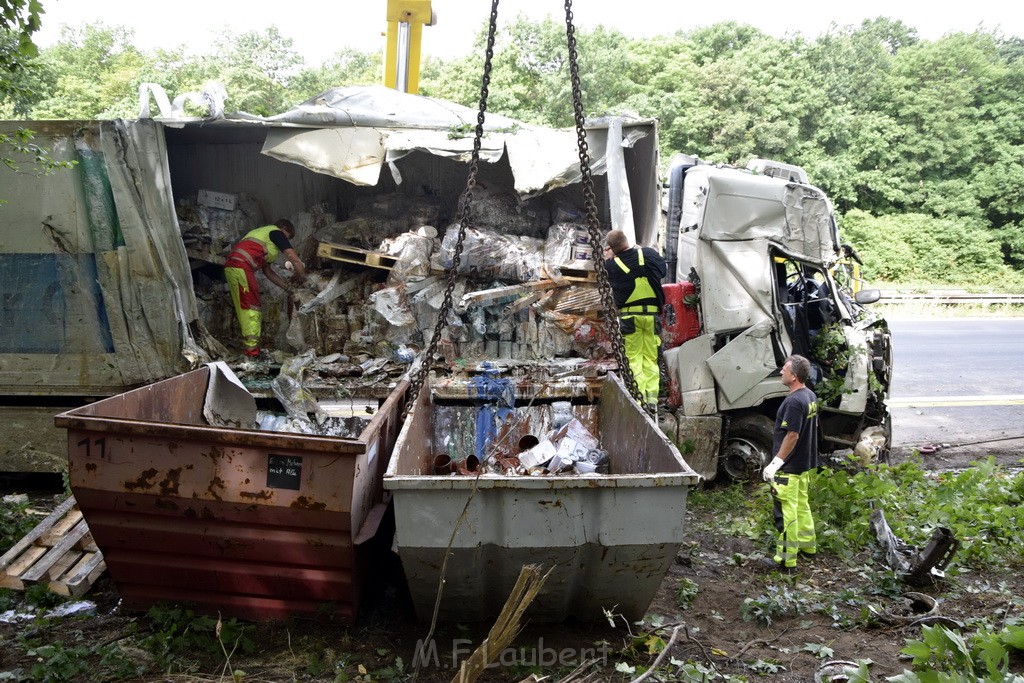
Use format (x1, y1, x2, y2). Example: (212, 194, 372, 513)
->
(889, 395, 1024, 407)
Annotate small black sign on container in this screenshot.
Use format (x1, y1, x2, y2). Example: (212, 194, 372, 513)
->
(267, 454, 302, 490)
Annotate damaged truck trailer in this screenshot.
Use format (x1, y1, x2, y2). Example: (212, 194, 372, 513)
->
(0, 85, 664, 475)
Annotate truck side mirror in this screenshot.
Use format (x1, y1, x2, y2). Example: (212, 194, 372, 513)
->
(855, 289, 881, 304)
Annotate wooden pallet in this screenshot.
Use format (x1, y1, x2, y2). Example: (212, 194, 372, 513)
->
(0, 497, 106, 597)
(540, 264, 597, 283)
(317, 241, 399, 271)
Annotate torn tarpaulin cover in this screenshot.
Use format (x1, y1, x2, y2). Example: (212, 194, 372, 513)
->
(256, 86, 657, 201)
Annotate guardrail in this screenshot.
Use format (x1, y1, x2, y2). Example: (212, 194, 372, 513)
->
(879, 292, 1024, 305)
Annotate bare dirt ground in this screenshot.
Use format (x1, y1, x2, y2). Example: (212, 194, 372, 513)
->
(2, 443, 1022, 683)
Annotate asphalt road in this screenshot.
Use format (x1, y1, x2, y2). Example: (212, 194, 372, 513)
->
(886, 317, 1024, 461)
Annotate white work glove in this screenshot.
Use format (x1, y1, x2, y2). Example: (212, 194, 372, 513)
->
(762, 457, 785, 482)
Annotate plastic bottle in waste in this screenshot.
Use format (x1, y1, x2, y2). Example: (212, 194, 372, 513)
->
(551, 401, 573, 430)
(586, 448, 611, 474)
(393, 345, 416, 364)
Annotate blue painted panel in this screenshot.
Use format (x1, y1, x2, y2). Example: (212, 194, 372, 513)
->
(0, 253, 114, 353)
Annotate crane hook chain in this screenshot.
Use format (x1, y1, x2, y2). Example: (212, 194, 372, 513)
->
(405, 0, 648, 417)
(404, 0, 500, 418)
(563, 0, 648, 409)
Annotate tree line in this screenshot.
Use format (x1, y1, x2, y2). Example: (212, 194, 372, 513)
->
(2, 16, 1023, 287)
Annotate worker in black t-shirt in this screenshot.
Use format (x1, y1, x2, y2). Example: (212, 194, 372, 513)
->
(762, 354, 819, 571)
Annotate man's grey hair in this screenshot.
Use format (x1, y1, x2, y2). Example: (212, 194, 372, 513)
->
(786, 355, 811, 383)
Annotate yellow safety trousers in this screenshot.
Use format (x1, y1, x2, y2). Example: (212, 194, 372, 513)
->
(772, 470, 816, 567)
(224, 266, 262, 353)
(622, 314, 661, 404)
(614, 249, 661, 404)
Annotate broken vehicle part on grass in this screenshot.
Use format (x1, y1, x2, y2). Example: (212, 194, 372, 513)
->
(870, 509, 960, 586)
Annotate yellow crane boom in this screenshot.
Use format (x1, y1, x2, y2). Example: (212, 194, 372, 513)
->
(384, 0, 435, 94)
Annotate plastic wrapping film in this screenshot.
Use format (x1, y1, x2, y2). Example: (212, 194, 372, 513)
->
(176, 193, 264, 261)
(436, 226, 546, 282)
(380, 231, 434, 282)
(270, 350, 326, 421)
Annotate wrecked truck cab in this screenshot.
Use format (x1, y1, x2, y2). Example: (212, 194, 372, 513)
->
(663, 159, 893, 482)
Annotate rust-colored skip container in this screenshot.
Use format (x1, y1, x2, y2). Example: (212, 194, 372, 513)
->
(54, 365, 407, 622)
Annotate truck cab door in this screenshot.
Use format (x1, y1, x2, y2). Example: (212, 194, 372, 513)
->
(705, 319, 779, 404)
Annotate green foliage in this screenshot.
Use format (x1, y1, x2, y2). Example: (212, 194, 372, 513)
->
(23, 583, 63, 610)
(812, 322, 860, 405)
(9, 635, 145, 682)
(801, 641, 834, 659)
(741, 585, 808, 626)
(806, 458, 1024, 571)
(840, 209, 1018, 287)
(0, 0, 44, 100)
(24, 643, 95, 681)
(674, 577, 699, 609)
(686, 482, 749, 514)
(141, 603, 256, 668)
(0, 495, 34, 554)
(890, 623, 1024, 682)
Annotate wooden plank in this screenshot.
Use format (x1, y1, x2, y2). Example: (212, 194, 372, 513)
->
(42, 550, 82, 587)
(53, 552, 106, 598)
(0, 497, 76, 570)
(459, 280, 568, 310)
(317, 241, 398, 271)
(78, 533, 98, 553)
(502, 292, 543, 319)
(542, 264, 596, 282)
(40, 510, 83, 546)
(0, 546, 46, 588)
(20, 519, 89, 583)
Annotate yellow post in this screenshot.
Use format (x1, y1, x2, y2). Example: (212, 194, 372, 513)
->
(384, 0, 434, 94)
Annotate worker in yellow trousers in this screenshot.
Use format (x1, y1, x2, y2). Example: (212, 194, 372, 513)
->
(603, 229, 666, 411)
(224, 219, 306, 358)
(762, 355, 820, 572)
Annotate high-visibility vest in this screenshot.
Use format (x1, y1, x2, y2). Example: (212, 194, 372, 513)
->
(614, 249, 659, 314)
(228, 225, 284, 269)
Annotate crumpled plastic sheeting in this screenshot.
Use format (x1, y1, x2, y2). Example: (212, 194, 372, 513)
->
(285, 308, 306, 350)
(371, 286, 416, 327)
(544, 223, 582, 275)
(271, 350, 326, 421)
(870, 509, 913, 573)
(98, 120, 199, 379)
(138, 82, 227, 121)
(0, 601, 96, 624)
(257, 410, 367, 437)
(381, 232, 434, 282)
(470, 366, 516, 460)
(436, 226, 545, 282)
(177, 194, 265, 259)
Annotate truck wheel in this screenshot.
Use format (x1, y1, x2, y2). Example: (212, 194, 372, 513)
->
(721, 413, 774, 482)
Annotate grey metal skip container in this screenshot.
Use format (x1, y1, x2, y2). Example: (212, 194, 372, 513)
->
(383, 372, 700, 623)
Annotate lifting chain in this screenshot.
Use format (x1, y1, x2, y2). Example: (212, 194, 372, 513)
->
(405, 0, 648, 416)
(403, 0, 500, 417)
(563, 0, 647, 409)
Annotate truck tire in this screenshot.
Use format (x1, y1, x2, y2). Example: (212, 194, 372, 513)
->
(721, 413, 774, 482)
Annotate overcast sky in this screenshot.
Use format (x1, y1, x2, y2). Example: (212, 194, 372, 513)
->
(34, 0, 1024, 67)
